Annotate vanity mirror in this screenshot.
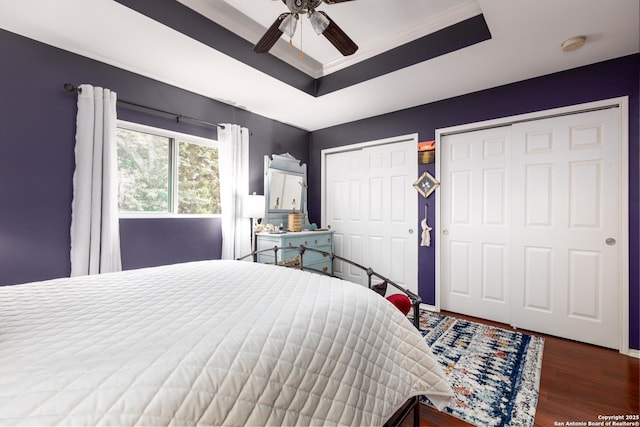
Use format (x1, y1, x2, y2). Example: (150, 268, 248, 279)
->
(263, 153, 308, 229)
(268, 172, 303, 211)
(259, 154, 333, 271)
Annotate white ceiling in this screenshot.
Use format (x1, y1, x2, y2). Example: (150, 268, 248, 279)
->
(180, 0, 483, 78)
(0, 0, 638, 131)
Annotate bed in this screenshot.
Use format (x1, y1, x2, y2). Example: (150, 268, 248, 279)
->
(0, 259, 453, 426)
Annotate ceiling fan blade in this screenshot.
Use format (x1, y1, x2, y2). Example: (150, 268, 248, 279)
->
(254, 13, 290, 53)
(323, 0, 356, 4)
(317, 11, 358, 56)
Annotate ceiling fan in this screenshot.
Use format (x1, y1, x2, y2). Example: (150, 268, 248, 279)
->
(254, 0, 358, 56)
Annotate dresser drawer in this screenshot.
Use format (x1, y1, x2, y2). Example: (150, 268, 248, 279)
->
(280, 233, 333, 249)
(299, 245, 332, 265)
(256, 231, 334, 275)
(302, 260, 332, 275)
(256, 235, 285, 251)
(257, 247, 301, 264)
(258, 246, 331, 266)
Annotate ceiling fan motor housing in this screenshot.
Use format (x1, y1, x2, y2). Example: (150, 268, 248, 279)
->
(285, 0, 324, 14)
(285, 0, 305, 13)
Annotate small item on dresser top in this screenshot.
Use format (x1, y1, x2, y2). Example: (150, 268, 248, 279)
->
(288, 213, 302, 232)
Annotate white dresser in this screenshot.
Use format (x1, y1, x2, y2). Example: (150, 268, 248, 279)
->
(256, 230, 334, 275)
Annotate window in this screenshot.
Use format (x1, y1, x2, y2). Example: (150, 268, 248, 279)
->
(116, 122, 220, 215)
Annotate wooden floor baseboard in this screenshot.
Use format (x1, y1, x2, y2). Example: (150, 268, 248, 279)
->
(401, 311, 640, 427)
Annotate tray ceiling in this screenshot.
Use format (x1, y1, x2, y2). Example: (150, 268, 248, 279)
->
(0, 0, 637, 131)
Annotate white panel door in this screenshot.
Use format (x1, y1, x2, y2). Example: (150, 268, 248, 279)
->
(325, 149, 367, 284)
(363, 141, 418, 294)
(324, 139, 418, 294)
(440, 126, 512, 323)
(510, 108, 621, 349)
(439, 107, 621, 349)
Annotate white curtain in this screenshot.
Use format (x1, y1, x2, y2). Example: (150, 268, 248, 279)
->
(218, 124, 251, 260)
(70, 84, 122, 276)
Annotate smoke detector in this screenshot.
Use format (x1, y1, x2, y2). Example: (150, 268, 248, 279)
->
(561, 36, 586, 52)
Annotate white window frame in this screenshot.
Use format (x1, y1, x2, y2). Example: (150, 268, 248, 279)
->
(117, 120, 221, 219)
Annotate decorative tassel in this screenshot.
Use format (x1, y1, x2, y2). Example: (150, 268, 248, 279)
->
(421, 218, 432, 247)
(300, 23, 304, 58)
(420, 205, 432, 247)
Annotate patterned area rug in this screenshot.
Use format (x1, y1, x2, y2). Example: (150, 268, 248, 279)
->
(411, 309, 544, 427)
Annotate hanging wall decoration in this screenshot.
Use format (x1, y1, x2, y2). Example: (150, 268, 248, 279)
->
(413, 171, 440, 198)
(420, 204, 432, 247)
(418, 140, 436, 164)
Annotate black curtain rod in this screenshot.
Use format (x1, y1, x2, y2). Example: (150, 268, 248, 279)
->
(63, 83, 225, 130)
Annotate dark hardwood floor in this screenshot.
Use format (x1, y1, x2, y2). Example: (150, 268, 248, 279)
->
(400, 311, 640, 427)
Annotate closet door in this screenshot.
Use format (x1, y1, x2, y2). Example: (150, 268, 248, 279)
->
(324, 139, 418, 294)
(439, 107, 621, 349)
(440, 126, 512, 323)
(325, 149, 368, 284)
(510, 108, 621, 349)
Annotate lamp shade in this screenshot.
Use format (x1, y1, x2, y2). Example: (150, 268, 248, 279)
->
(243, 194, 265, 219)
(310, 10, 330, 35)
(278, 13, 298, 38)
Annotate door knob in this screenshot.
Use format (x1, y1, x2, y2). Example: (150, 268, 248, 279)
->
(443, 229, 449, 235)
(606, 238, 616, 246)
(408, 229, 414, 234)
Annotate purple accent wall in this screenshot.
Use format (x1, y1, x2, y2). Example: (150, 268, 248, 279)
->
(119, 218, 223, 270)
(308, 54, 640, 350)
(0, 29, 308, 285)
(0, 23, 637, 351)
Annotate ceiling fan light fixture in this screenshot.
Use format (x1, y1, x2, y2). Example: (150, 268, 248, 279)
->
(310, 10, 330, 35)
(254, 0, 358, 56)
(278, 13, 298, 38)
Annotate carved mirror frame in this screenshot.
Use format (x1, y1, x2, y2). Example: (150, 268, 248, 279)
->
(263, 153, 308, 228)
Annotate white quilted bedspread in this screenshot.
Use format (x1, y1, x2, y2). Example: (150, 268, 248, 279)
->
(0, 261, 453, 426)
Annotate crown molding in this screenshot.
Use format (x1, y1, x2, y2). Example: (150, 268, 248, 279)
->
(178, 0, 324, 78)
(321, 0, 482, 76)
(177, 0, 481, 79)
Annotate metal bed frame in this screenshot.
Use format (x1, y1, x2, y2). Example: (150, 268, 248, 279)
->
(238, 244, 423, 427)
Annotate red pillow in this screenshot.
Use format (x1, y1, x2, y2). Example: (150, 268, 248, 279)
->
(386, 293, 412, 315)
